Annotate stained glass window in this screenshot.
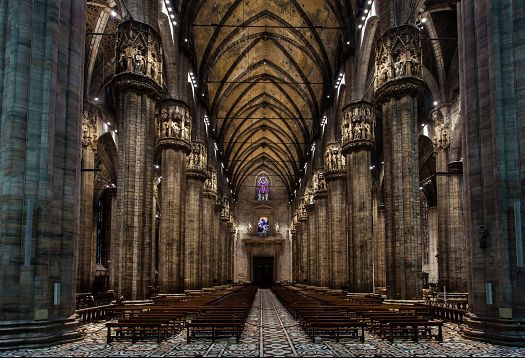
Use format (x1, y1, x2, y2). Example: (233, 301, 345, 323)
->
(257, 175, 270, 201)
(258, 217, 270, 235)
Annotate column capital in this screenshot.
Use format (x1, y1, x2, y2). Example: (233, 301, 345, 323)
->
(155, 99, 192, 154)
(187, 141, 207, 180)
(342, 101, 376, 154)
(113, 20, 163, 95)
(324, 143, 346, 180)
(374, 25, 424, 104)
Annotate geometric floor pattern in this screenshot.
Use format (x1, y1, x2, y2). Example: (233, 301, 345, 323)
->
(2, 289, 525, 357)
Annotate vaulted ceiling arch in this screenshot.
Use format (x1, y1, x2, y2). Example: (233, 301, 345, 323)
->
(182, 0, 352, 197)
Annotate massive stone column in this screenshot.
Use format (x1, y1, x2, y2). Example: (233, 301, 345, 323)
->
(342, 101, 376, 293)
(290, 217, 298, 282)
(113, 20, 163, 299)
(325, 143, 348, 289)
(212, 197, 223, 285)
(375, 25, 424, 299)
(220, 198, 230, 284)
(108, 189, 118, 291)
(156, 100, 191, 293)
(305, 186, 317, 285)
(201, 169, 217, 287)
(0, 0, 84, 347)
(184, 142, 207, 290)
(432, 108, 467, 292)
(78, 107, 99, 293)
(314, 169, 330, 287)
(227, 218, 236, 282)
(373, 195, 387, 289)
(458, 0, 525, 345)
(298, 199, 308, 283)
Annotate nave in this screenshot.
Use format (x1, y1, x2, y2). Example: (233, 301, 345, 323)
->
(2, 289, 523, 358)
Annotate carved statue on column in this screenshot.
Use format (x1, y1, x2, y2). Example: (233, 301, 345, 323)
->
(187, 141, 207, 178)
(114, 20, 164, 93)
(374, 25, 424, 103)
(156, 99, 192, 154)
(82, 108, 99, 151)
(204, 169, 218, 194)
(342, 101, 376, 153)
(304, 185, 314, 205)
(324, 143, 346, 178)
(313, 169, 327, 194)
(221, 196, 230, 220)
(432, 109, 449, 152)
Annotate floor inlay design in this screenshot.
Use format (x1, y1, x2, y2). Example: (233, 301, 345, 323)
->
(1, 289, 524, 357)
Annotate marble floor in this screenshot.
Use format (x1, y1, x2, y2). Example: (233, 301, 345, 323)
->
(1, 289, 524, 357)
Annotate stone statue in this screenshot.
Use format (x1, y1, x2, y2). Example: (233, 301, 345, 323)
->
(134, 50, 146, 74)
(275, 222, 280, 233)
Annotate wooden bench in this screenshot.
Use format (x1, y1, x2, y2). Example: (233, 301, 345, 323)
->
(186, 319, 245, 343)
(303, 318, 366, 342)
(106, 319, 173, 343)
(372, 318, 443, 342)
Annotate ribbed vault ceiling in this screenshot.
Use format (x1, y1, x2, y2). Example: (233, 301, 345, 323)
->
(185, 0, 351, 196)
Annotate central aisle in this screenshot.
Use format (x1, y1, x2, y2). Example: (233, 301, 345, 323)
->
(3, 289, 524, 357)
(247, 288, 341, 356)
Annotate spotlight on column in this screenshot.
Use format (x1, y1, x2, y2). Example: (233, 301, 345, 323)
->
(433, 101, 439, 106)
(110, 10, 117, 17)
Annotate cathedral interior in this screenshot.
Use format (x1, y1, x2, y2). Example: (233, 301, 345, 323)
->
(0, 0, 524, 355)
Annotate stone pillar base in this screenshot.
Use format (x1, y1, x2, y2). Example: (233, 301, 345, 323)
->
(0, 318, 81, 350)
(461, 313, 525, 347)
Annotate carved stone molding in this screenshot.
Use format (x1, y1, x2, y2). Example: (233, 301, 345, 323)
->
(432, 109, 450, 151)
(113, 20, 163, 95)
(374, 25, 424, 103)
(324, 143, 346, 180)
(187, 141, 207, 179)
(155, 99, 192, 153)
(342, 101, 375, 153)
(82, 108, 99, 151)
